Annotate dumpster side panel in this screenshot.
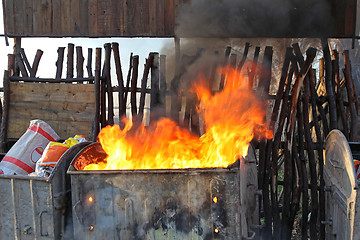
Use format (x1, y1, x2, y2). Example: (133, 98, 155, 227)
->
(0, 178, 16, 239)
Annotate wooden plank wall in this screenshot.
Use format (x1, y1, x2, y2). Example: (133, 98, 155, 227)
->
(4, 0, 185, 37)
(8, 82, 95, 140)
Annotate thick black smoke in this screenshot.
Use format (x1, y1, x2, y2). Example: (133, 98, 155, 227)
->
(176, 0, 333, 38)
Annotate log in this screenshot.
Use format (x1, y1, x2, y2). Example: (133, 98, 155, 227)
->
(159, 55, 167, 110)
(277, 66, 295, 240)
(76, 46, 84, 78)
(296, 95, 309, 240)
(66, 43, 75, 79)
(322, 40, 337, 130)
(302, 76, 318, 240)
(125, 53, 134, 103)
(112, 42, 126, 121)
(209, 51, 219, 91)
(92, 48, 101, 141)
(0, 71, 10, 152)
(248, 46, 260, 89)
(131, 55, 139, 119)
(287, 47, 317, 137)
(258, 46, 273, 96)
(150, 53, 160, 109)
(333, 50, 349, 139)
(237, 42, 250, 73)
(31, 49, 43, 77)
(7, 54, 15, 76)
(343, 50, 358, 141)
(55, 47, 65, 79)
(138, 55, 154, 121)
(20, 48, 33, 76)
(308, 69, 325, 240)
(15, 52, 28, 77)
(87, 48, 93, 77)
(219, 46, 231, 90)
(103, 43, 114, 126)
(264, 47, 292, 240)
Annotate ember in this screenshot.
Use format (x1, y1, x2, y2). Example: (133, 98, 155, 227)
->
(83, 66, 272, 170)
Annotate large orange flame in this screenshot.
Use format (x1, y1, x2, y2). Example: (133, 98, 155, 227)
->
(84, 67, 272, 170)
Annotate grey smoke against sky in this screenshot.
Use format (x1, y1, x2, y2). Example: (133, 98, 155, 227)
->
(176, 0, 333, 38)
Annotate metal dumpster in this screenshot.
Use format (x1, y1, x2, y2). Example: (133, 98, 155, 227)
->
(324, 130, 359, 240)
(67, 142, 259, 240)
(0, 141, 91, 240)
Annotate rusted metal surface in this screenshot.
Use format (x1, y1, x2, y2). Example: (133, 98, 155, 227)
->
(2, 0, 357, 38)
(324, 130, 358, 240)
(68, 142, 258, 239)
(0, 142, 91, 240)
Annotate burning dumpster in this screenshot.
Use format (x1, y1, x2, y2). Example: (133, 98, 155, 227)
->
(67, 66, 271, 239)
(0, 142, 90, 240)
(68, 142, 258, 240)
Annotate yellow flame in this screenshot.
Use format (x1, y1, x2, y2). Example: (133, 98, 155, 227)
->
(213, 197, 218, 203)
(83, 67, 272, 170)
(88, 196, 93, 202)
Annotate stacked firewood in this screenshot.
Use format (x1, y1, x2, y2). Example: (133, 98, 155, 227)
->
(227, 41, 358, 240)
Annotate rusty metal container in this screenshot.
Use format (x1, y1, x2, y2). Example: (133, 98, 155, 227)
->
(0, 142, 90, 240)
(67, 142, 259, 240)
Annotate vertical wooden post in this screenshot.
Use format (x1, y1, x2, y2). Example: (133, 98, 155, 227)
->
(258, 46, 273, 96)
(66, 43, 75, 79)
(31, 49, 43, 77)
(150, 53, 160, 111)
(248, 46, 260, 89)
(112, 42, 126, 122)
(237, 42, 250, 73)
(13, 38, 21, 76)
(131, 56, 139, 120)
(76, 46, 84, 78)
(20, 48, 32, 76)
(7, 54, 15, 76)
(138, 54, 153, 122)
(343, 50, 358, 141)
(160, 55, 167, 114)
(103, 43, 114, 126)
(87, 48, 93, 77)
(219, 46, 231, 90)
(55, 47, 65, 79)
(92, 48, 102, 141)
(0, 71, 10, 152)
(322, 39, 337, 131)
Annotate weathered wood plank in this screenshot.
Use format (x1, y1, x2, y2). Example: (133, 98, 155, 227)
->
(4, 0, 15, 35)
(88, 0, 98, 36)
(156, 0, 165, 35)
(8, 119, 93, 140)
(9, 82, 95, 103)
(61, 0, 72, 35)
(52, 0, 62, 35)
(79, 0, 89, 35)
(164, 0, 175, 36)
(109, 0, 123, 36)
(33, 0, 52, 35)
(13, 0, 24, 34)
(70, 0, 81, 34)
(7, 82, 95, 139)
(9, 102, 95, 121)
(23, 0, 33, 34)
